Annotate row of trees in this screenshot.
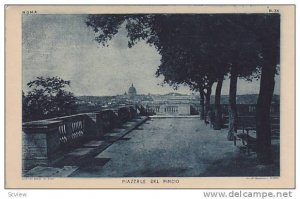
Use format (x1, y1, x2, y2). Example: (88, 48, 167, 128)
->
(85, 14, 280, 163)
(22, 76, 77, 122)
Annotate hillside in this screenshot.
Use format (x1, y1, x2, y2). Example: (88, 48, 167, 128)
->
(210, 94, 280, 104)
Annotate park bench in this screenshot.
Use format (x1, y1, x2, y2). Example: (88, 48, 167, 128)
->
(223, 115, 279, 154)
(233, 116, 257, 155)
(234, 127, 257, 155)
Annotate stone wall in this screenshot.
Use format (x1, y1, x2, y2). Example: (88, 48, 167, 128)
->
(118, 107, 131, 124)
(22, 106, 138, 172)
(22, 120, 62, 172)
(96, 109, 119, 133)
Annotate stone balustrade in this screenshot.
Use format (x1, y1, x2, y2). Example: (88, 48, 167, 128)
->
(118, 107, 131, 124)
(22, 106, 138, 172)
(95, 109, 119, 133)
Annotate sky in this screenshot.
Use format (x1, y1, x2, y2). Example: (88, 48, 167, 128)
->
(22, 14, 280, 96)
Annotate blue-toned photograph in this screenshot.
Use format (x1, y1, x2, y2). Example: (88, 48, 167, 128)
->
(22, 13, 280, 178)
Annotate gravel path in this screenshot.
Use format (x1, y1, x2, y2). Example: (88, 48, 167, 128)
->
(71, 118, 279, 177)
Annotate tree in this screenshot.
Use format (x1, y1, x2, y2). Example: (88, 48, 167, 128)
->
(243, 15, 280, 163)
(23, 76, 77, 121)
(156, 44, 216, 122)
(229, 14, 280, 163)
(222, 16, 263, 140)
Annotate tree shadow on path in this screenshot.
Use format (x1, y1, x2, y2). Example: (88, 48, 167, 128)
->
(199, 144, 279, 177)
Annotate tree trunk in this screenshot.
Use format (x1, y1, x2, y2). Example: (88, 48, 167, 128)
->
(214, 77, 223, 130)
(256, 44, 277, 164)
(199, 90, 205, 120)
(227, 65, 238, 141)
(204, 85, 212, 123)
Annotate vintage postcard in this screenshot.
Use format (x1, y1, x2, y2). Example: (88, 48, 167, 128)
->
(5, 5, 295, 188)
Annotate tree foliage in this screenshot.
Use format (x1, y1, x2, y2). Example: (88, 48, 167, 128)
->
(23, 76, 77, 121)
(86, 14, 263, 90)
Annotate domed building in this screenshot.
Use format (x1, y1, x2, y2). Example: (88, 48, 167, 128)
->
(128, 83, 137, 100)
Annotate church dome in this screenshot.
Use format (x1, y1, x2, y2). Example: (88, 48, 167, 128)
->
(128, 84, 137, 100)
(128, 84, 137, 95)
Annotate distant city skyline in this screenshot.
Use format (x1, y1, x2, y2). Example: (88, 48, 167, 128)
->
(22, 15, 280, 96)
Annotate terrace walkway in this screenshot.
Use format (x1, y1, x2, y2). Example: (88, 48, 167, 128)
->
(68, 117, 279, 177)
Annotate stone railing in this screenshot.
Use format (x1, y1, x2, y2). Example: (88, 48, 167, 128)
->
(22, 105, 138, 172)
(48, 114, 87, 148)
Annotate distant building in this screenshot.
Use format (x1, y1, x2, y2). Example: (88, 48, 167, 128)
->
(128, 83, 137, 100)
(141, 93, 197, 115)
